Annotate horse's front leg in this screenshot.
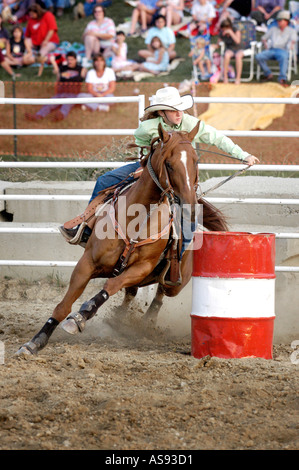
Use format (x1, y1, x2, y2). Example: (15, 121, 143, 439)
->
(63, 260, 157, 335)
(17, 253, 95, 355)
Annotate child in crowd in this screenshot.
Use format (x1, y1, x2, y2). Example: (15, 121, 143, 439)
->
(6, 25, 35, 67)
(0, 48, 19, 77)
(218, 17, 243, 84)
(129, 35, 169, 74)
(189, 35, 211, 79)
(110, 30, 135, 71)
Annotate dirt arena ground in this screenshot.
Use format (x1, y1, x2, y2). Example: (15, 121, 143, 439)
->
(0, 278, 298, 451)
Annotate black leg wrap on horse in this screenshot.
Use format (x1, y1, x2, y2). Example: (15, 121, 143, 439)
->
(22, 317, 59, 354)
(79, 289, 109, 321)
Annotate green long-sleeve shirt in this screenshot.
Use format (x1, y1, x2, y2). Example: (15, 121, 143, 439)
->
(134, 114, 250, 161)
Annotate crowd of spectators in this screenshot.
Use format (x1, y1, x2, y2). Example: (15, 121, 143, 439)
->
(0, 0, 297, 116)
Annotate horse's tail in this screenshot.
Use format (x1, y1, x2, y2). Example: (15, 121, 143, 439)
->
(199, 197, 228, 232)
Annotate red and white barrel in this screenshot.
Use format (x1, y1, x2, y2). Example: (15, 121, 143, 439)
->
(191, 232, 276, 359)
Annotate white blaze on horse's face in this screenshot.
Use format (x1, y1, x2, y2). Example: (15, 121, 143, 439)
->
(180, 150, 191, 191)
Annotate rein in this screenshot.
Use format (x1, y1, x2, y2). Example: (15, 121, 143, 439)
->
(196, 148, 252, 196)
(200, 165, 251, 197)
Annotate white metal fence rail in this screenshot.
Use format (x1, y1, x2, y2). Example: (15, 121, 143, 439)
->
(0, 94, 298, 272)
(0, 94, 298, 137)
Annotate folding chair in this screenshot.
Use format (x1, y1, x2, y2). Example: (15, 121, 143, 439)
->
(219, 19, 258, 82)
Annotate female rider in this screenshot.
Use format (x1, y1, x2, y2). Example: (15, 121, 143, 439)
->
(59, 86, 259, 246)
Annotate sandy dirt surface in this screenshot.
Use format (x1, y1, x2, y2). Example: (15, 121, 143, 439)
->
(0, 278, 298, 451)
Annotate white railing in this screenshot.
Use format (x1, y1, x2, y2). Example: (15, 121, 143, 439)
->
(0, 94, 298, 272)
(0, 95, 146, 121)
(0, 94, 298, 138)
(0, 166, 298, 272)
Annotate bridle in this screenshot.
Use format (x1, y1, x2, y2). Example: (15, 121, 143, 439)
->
(146, 136, 198, 206)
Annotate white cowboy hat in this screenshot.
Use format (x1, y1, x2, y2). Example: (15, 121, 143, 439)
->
(277, 10, 291, 21)
(145, 86, 194, 113)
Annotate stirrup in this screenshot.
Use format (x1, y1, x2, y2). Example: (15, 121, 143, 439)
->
(68, 222, 87, 245)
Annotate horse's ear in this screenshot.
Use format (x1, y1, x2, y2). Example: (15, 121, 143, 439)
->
(158, 123, 170, 143)
(187, 121, 201, 142)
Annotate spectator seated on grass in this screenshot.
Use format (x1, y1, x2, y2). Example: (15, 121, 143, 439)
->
(123, 35, 169, 74)
(24, 3, 59, 77)
(6, 25, 35, 67)
(110, 30, 136, 71)
(73, 0, 112, 19)
(0, 11, 9, 53)
(189, 0, 216, 36)
(82, 4, 116, 67)
(78, 52, 116, 112)
(128, 0, 159, 37)
(156, 0, 184, 28)
(1, 0, 35, 24)
(25, 51, 86, 121)
(139, 14, 176, 60)
(0, 47, 20, 77)
(43, 0, 71, 17)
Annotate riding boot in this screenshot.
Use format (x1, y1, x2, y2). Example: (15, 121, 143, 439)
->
(59, 224, 92, 248)
(59, 192, 109, 247)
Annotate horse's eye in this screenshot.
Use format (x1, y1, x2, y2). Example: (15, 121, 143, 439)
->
(166, 162, 173, 171)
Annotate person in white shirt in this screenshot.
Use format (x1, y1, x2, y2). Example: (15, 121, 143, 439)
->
(78, 53, 116, 111)
(191, 0, 216, 33)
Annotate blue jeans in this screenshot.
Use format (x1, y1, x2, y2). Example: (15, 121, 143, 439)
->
(90, 162, 140, 202)
(36, 93, 77, 118)
(256, 48, 289, 81)
(44, 0, 70, 8)
(90, 162, 195, 256)
(84, 0, 112, 16)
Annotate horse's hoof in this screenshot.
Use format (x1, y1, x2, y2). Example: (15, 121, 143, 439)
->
(16, 341, 37, 356)
(141, 313, 157, 328)
(61, 312, 86, 335)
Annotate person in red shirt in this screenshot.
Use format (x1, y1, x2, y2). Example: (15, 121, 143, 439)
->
(24, 3, 59, 76)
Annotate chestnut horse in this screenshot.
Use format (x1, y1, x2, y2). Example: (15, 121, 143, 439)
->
(17, 122, 227, 355)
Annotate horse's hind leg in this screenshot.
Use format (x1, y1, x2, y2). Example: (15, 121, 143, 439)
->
(113, 286, 138, 315)
(142, 284, 165, 326)
(17, 253, 96, 355)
